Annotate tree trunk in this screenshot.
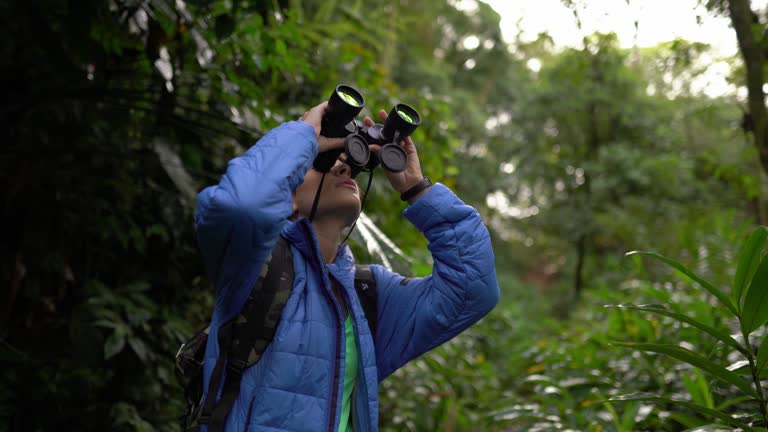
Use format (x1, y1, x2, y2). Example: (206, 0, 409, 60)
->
(574, 234, 587, 300)
(728, 0, 768, 175)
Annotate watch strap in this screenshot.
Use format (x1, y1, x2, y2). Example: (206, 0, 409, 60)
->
(400, 177, 432, 202)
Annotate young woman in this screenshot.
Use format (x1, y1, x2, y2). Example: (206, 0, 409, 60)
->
(194, 101, 500, 431)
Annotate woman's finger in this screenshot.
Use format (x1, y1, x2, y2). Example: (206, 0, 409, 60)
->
(363, 116, 374, 127)
(368, 144, 382, 153)
(317, 136, 345, 152)
(303, 101, 329, 125)
(310, 100, 329, 113)
(378, 109, 387, 122)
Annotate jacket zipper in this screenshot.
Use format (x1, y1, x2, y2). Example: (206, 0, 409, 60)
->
(301, 221, 343, 432)
(324, 280, 342, 432)
(351, 309, 369, 432)
(243, 396, 256, 432)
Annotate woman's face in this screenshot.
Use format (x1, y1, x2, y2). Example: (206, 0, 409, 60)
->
(292, 159, 361, 226)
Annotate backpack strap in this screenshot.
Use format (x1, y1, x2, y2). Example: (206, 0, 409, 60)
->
(354, 264, 378, 341)
(200, 236, 294, 432)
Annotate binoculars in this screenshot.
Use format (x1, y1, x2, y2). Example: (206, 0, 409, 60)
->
(312, 85, 421, 178)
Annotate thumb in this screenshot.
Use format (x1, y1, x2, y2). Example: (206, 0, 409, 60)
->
(301, 101, 329, 135)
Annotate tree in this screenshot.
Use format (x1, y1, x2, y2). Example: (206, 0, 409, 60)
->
(723, 0, 768, 175)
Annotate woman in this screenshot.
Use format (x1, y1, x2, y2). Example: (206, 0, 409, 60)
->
(194, 100, 500, 431)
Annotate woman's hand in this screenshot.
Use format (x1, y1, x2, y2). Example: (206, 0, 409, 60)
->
(299, 101, 345, 153)
(364, 110, 427, 196)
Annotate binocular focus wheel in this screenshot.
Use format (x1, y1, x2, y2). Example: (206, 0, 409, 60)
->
(379, 144, 407, 173)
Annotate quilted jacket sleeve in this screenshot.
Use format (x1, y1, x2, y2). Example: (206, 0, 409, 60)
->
(371, 183, 500, 380)
(194, 121, 317, 319)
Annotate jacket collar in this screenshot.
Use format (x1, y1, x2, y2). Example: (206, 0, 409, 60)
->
(282, 218, 355, 274)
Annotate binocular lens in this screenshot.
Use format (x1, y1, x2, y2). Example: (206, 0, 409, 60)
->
(345, 134, 370, 167)
(337, 89, 363, 107)
(397, 108, 417, 124)
(379, 144, 407, 173)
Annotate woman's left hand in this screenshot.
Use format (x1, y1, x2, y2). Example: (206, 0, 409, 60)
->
(364, 110, 426, 196)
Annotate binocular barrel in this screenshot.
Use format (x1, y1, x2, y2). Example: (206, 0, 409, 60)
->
(382, 103, 421, 141)
(314, 85, 366, 173)
(320, 85, 365, 138)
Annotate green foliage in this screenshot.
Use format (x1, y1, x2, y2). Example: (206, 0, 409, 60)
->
(626, 251, 738, 315)
(735, 227, 768, 308)
(609, 227, 768, 429)
(742, 256, 768, 335)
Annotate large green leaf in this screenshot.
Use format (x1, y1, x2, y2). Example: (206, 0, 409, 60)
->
(612, 342, 758, 398)
(605, 304, 747, 356)
(741, 255, 768, 335)
(609, 393, 755, 431)
(757, 333, 768, 374)
(626, 251, 738, 316)
(734, 227, 768, 309)
(680, 369, 714, 409)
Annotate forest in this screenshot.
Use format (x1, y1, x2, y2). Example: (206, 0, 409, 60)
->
(5, 0, 768, 430)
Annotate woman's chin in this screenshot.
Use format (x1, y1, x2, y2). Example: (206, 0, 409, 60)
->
(334, 201, 362, 226)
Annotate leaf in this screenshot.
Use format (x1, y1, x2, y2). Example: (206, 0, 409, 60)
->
(128, 337, 149, 363)
(275, 39, 287, 57)
(681, 373, 706, 408)
(104, 330, 126, 359)
(669, 411, 708, 429)
(693, 369, 714, 409)
(605, 304, 747, 356)
(716, 395, 754, 411)
(609, 393, 754, 430)
(625, 251, 737, 316)
(619, 400, 640, 431)
(612, 342, 758, 398)
(145, 224, 169, 242)
(726, 360, 750, 373)
(734, 227, 768, 309)
(215, 14, 236, 40)
(757, 334, 768, 374)
(681, 425, 745, 432)
(740, 256, 768, 335)
(494, 412, 560, 425)
(92, 319, 118, 329)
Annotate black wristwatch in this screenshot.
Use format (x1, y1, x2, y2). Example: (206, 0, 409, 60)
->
(400, 177, 432, 202)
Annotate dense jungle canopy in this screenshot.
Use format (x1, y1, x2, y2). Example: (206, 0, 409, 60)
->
(6, 0, 768, 430)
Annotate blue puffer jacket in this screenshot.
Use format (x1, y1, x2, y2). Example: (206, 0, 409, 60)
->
(194, 121, 499, 431)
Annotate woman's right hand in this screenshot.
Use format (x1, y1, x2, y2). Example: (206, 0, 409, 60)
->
(299, 101, 345, 153)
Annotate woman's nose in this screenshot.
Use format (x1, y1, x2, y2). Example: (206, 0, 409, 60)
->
(332, 160, 352, 178)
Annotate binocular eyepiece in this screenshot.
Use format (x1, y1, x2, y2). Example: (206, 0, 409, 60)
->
(313, 84, 421, 178)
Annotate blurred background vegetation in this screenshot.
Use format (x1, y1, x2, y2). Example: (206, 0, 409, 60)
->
(5, 0, 768, 430)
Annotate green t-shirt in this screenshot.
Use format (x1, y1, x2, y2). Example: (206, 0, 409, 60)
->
(338, 315, 359, 432)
